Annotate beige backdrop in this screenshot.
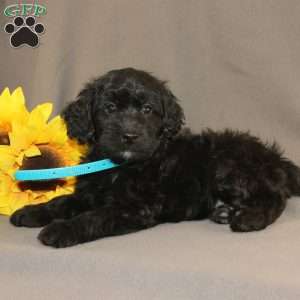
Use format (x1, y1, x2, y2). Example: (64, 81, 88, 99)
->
(0, 0, 299, 163)
(1, 2, 300, 299)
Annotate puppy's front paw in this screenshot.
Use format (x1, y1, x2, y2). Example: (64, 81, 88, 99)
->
(38, 220, 79, 248)
(230, 209, 267, 232)
(10, 204, 52, 227)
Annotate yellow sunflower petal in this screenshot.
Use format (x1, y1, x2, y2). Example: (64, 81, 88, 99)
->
(9, 125, 31, 152)
(16, 152, 25, 166)
(0, 173, 13, 194)
(0, 201, 11, 216)
(24, 145, 41, 157)
(9, 192, 30, 214)
(36, 115, 67, 145)
(0, 147, 16, 170)
(0, 87, 29, 124)
(11, 87, 25, 105)
(28, 103, 53, 128)
(0, 87, 11, 100)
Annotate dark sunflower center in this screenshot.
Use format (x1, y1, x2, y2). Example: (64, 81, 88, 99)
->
(18, 146, 66, 191)
(0, 132, 10, 145)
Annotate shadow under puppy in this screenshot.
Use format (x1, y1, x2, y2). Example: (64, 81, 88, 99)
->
(10, 68, 300, 248)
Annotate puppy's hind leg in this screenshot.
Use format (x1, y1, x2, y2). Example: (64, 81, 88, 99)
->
(209, 170, 287, 231)
(229, 194, 287, 232)
(228, 161, 296, 231)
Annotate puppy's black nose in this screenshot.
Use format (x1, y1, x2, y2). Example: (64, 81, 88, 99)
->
(122, 133, 139, 144)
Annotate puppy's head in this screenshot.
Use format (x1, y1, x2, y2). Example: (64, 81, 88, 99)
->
(63, 68, 184, 163)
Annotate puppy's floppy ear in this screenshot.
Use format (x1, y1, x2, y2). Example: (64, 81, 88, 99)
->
(62, 84, 96, 144)
(161, 89, 185, 139)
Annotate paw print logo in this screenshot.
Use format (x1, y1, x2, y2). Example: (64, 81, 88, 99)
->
(4, 16, 45, 48)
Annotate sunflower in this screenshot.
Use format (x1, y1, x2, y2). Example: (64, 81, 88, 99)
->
(0, 87, 87, 216)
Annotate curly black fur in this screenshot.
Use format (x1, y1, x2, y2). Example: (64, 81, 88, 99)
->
(10, 68, 300, 248)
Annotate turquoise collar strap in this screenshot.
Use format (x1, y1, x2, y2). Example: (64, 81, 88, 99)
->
(14, 159, 119, 181)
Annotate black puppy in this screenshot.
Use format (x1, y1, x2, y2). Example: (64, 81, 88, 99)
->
(10, 68, 300, 248)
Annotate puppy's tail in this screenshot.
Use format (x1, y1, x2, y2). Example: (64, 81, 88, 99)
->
(283, 160, 300, 196)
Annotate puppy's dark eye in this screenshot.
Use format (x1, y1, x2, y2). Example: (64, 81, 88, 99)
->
(141, 104, 152, 114)
(105, 102, 117, 113)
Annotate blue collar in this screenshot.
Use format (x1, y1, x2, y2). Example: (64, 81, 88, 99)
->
(14, 159, 119, 181)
